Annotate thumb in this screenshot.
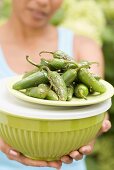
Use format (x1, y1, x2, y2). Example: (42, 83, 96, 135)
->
(98, 120, 111, 136)
(0, 138, 20, 158)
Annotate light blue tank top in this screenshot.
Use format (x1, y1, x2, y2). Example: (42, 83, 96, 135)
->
(0, 27, 86, 170)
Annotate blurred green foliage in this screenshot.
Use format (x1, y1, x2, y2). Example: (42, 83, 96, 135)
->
(0, 0, 11, 24)
(0, 0, 114, 170)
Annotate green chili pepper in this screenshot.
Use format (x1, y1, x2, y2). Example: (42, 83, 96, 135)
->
(49, 58, 67, 70)
(46, 89, 58, 101)
(42, 66, 67, 101)
(40, 58, 50, 67)
(61, 69, 78, 86)
(39, 50, 71, 60)
(22, 68, 39, 79)
(25, 57, 67, 101)
(67, 85, 74, 101)
(25, 84, 49, 99)
(20, 57, 67, 100)
(65, 62, 79, 69)
(89, 74, 101, 94)
(26, 56, 66, 71)
(78, 68, 106, 93)
(74, 84, 89, 99)
(27, 52, 79, 72)
(79, 61, 99, 69)
(13, 71, 48, 90)
(49, 58, 79, 71)
(92, 74, 101, 81)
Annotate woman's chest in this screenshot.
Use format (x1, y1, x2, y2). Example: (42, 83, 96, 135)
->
(1, 41, 57, 74)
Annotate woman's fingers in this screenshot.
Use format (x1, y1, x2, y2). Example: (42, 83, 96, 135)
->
(98, 119, 111, 136)
(70, 151, 83, 160)
(8, 149, 62, 168)
(98, 113, 111, 136)
(79, 140, 95, 155)
(61, 155, 73, 164)
(69, 139, 95, 160)
(0, 139, 19, 157)
(12, 154, 49, 167)
(9, 152, 62, 168)
(61, 151, 83, 163)
(2, 146, 49, 167)
(0, 138, 62, 168)
(61, 140, 95, 162)
(48, 160, 62, 168)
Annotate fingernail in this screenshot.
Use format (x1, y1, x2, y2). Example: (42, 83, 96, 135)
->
(9, 150, 18, 156)
(81, 148, 86, 153)
(104, 121, 109, 129)
(70, 152, 78, 158)
(82, 146, 91, 153)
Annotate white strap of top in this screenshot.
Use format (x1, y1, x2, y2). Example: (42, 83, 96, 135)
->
(58, 27, 74, 58)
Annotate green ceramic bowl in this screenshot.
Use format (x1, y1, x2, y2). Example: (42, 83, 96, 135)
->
(0, 78, 113, 161)
(0, 111, 105, 161)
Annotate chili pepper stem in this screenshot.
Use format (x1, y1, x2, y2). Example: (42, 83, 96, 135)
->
(26, 56, 40, 67)
(39, 51, 54, 57)
(79, 61, 99, 69)
(41, 66, 50, 73)
(89, 61, 99, 65)
(79, 89, 87, 100)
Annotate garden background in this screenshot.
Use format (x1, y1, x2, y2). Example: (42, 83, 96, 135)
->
(0, 0, 114, 170)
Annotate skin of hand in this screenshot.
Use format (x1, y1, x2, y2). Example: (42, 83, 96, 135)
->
(0, 0, 112, 168)
(0, 138, 62, 169)
(60, 113, 111, 164)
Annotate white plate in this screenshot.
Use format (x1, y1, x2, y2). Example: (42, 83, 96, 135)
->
(7, 76, 114, 107)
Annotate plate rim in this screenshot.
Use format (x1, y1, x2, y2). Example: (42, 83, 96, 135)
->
(7, 76, 114, 107)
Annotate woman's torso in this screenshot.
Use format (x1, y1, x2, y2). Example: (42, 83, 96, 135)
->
(0, 26, 86, 170)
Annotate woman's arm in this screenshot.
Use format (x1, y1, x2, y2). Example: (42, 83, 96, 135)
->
(75, 35, 104, 77)
(60, 35, 111, 163)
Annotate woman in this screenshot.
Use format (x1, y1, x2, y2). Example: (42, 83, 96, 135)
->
(0, 0, 111, 169)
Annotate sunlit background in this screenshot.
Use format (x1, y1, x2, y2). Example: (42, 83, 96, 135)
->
(0, 0, 114, 170)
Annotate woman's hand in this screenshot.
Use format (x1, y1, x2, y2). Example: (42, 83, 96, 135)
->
(0, 138, 62, 169)
(60, 115, 111, 164)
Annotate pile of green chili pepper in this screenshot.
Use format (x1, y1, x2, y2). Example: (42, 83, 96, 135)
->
(12, 50, 106, 101)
